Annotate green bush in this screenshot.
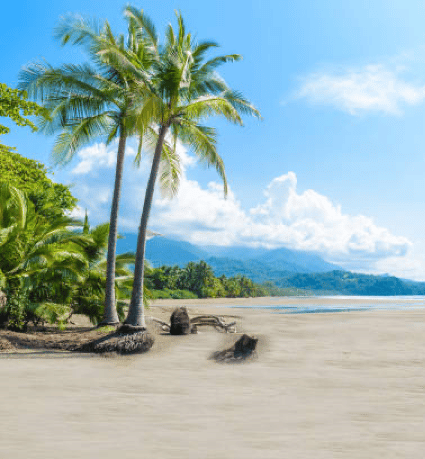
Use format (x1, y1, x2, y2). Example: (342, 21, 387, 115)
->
(149, 288, 198, 300)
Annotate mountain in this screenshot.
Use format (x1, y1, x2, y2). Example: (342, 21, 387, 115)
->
(205, 257, 292, 283)
(254, 247, 337, 273)
(115, 234, 425, 295)
(203, 245, 270, 260)
(117, 234, 208, 267)
(280, 270, 425, 296)
(116, 234, 339, 280)
(203, 245, 336, 273)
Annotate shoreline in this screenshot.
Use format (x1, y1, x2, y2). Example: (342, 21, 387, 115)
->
(151, 294, 425, 307)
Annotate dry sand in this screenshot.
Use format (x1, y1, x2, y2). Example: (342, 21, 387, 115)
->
(1, 297, 425, 458)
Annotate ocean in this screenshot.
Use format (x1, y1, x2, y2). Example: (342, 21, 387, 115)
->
(227, 295, 425, 314)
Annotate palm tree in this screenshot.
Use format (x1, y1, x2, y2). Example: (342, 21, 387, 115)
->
(123, 9, 261, 328)
(19, 14, 177, 325)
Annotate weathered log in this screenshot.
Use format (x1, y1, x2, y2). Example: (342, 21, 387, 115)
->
(210, 334, 258, 363)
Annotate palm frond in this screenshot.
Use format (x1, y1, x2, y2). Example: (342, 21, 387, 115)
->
(159, 132, 181, 198)
(124, 6, 159, 54)
(178, 121, 227, 195)
(54, 13, 102, 48)
(52, 113, 114, 165)
(179, 95, 243, 125)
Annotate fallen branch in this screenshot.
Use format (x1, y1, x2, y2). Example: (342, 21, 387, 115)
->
(190, 315, 237, 333)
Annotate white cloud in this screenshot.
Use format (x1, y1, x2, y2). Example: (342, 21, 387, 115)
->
(66, 205, 86, 220)
(296, 64, 425, 115)
(61, 141, 416, 277)
(71, 143, 116, 174)
(151, 170, 411, 269)
(71, 142, 136, 174)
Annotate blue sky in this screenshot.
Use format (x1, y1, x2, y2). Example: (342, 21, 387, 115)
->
(2, 0, 425, 279)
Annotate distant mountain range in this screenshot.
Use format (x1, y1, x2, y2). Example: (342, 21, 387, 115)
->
(116, 234, 425, 295)
(116, 233, 339, 284)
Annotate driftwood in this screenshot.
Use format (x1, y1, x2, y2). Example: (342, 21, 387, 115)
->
(210, 334, 258, 363)
(190, 315, 237, 333)
(149, 312, 237, 334)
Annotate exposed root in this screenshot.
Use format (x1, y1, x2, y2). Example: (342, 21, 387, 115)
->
(74, 328, 154, 355)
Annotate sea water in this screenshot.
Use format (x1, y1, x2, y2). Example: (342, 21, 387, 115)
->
(227, 295, 425, 314)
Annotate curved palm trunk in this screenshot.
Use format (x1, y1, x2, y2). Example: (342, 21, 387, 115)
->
(101, 131, 127, 325)
(125, 124, 168, 327)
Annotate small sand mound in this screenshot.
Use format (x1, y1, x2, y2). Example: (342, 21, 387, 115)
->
(75, 329, 154, 355)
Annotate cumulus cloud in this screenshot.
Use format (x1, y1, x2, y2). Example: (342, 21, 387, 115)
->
(61, 141, 413, 275)
(295, 64, 425, 115)
(151, 170, 411, 269)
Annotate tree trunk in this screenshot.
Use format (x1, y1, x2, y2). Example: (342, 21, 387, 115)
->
(101, 131, 127, 325)
(125, 124, 168, 328)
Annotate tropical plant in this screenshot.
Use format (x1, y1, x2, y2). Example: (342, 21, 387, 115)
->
(19, 13, 178, 326)
(123, 8, 261, 328)
(70, 214, 140, 324)
(0, 183, 88, 330)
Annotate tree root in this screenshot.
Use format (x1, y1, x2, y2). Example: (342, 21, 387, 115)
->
(74, 328, 154, 354)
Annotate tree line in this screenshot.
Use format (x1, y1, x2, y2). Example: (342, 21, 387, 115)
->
(145, 261, 270, 299)
(279, 270, 425, 296)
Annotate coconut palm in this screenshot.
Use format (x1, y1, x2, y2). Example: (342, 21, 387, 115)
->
(123, 9, 261, 328)
(19, 14, 178, 325)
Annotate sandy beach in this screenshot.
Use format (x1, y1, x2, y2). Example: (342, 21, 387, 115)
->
(1, 297, 425, 458)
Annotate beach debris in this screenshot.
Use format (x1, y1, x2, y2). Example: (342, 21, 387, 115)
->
(74, 328, 154, 354)
(170, 307, 191, 335)
(190, 315, 236, 333)
(149, 310, 237, 334)
(210, 334, 258, 363)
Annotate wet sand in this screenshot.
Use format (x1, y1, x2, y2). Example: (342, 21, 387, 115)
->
(1, 298, 425, 458)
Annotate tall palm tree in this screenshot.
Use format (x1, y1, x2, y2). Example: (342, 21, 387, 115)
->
(123, 9, 261, 328)
(19, 14, 177, 325)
